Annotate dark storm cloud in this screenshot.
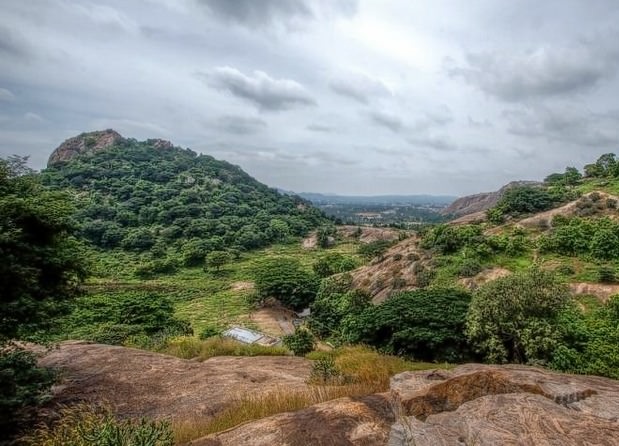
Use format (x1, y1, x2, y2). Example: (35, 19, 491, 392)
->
(450, 42, 619, 101)
(369, 110, 402, 133)
(503, 105, 619, 147)
(216, 115, 267, 135)
(329, 73, 391, 104)
(201, 66, 316, 111)
(196, 0, 357, 28)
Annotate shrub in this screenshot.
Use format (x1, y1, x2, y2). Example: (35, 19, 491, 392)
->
(312, 253, 359, 278)
(308, 355, 345, 385)
(198, 326, 222, 340)
(24, 404, 173, 446)
(282, 328, 315, 356)
(598, 265, 616, 283)
(357, 240, 394, 260)
(0, 346, 56, 438)
(457, 258, 482, 278)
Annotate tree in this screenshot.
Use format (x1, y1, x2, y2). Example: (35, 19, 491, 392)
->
(0, 156, 86, 341)
(317, 225, 336, 248)
(342, 288, 473, 362)
(205, 250, 230, 272)
(253, 258, 319, 310)
(282, 328, 315, 356)
(466, 268, 570, 364)
(0, 156, 87, 438)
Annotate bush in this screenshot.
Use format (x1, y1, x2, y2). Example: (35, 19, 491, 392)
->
(312, 253, 359, 278)
(357, 240, 394, 260)
(598, 265, 616, 283)
(308, 355, 345, 384)
(198, 326, 222, 340)
(134, 258, 178, 279)
(282, 328, 315, 356)
(457, 258, 482, 278)
(0, 347, 56, 439)
(24, 404, 173, 446)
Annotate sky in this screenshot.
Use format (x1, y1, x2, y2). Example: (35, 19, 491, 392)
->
(1, 0, 619, 196)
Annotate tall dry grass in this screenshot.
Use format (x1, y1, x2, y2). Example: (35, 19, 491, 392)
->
(172, 345, 451, 443)
(159, 336, 290, 361)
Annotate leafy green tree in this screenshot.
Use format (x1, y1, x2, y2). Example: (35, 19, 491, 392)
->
(253, 258, 320, 310)
(0, 156, 87, 341)
(497, 185, 554, 215)
(466, 268, 570, 364)
(342, 288, 473, 362)
(0, 156, 86, 439)
(205, 250, 230, 272)
(282, 328, 315, 356)
(551, 296, 619, 379)
(309, 274, 370, 338)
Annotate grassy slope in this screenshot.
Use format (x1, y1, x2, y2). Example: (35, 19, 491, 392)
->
(85, 239, 363, 335)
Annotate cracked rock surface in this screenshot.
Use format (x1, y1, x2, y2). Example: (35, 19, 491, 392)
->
(388, 364, 619, 446)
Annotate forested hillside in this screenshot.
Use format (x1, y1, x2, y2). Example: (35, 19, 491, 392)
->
(41, 131, 327, 266)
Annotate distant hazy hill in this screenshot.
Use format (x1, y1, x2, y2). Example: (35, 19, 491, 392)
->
(292, 192, 456, 206)
(41, 130, 327, 262)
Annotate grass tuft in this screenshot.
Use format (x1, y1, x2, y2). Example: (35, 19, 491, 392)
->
(159, 336, 290, 361)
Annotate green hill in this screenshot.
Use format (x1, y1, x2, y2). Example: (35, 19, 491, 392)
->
(41, 131, 327, 266)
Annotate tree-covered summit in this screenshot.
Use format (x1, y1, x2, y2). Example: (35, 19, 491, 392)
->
(41, 132, 327, 260)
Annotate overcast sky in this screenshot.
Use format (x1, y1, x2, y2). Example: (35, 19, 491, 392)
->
(1, 0, 619, 195)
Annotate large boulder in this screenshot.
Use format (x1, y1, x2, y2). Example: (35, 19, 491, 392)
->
(47, 129, 124, 166)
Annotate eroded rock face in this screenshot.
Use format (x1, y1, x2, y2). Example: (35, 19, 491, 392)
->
(389, 364, 619, 446)
(442, 181, 542, 218)
(47, 129, 125, 166)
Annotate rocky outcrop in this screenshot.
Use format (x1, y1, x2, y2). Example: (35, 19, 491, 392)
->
(47, 129, 125, 166)
(190, 394, 394, 446)
(389, 364, 619, 446)
(442, 181, 542, 218)
(189, 364, 619, 445)
(37, 341, 311, 421)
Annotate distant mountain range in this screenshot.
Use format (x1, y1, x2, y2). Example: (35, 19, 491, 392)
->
(284, 191, 457, 207)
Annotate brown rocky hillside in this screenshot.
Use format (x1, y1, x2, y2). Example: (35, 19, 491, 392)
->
(442, 180, 541, 218)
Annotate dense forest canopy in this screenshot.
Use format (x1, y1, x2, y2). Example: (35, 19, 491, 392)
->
(41, 136, 327, 263)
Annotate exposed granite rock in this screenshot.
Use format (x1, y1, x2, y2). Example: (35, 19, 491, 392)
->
(188, 394, 395, 446)
(442, 181, 542, 218)
(389, 364, 619, 446)
(47, 129, 124, 166)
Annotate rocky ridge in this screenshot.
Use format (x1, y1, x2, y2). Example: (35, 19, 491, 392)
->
(47, 129, 125, 166)
(442, 180, 542, 218)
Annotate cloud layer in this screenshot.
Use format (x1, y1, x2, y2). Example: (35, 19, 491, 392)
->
(1, 0, 618, 195)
